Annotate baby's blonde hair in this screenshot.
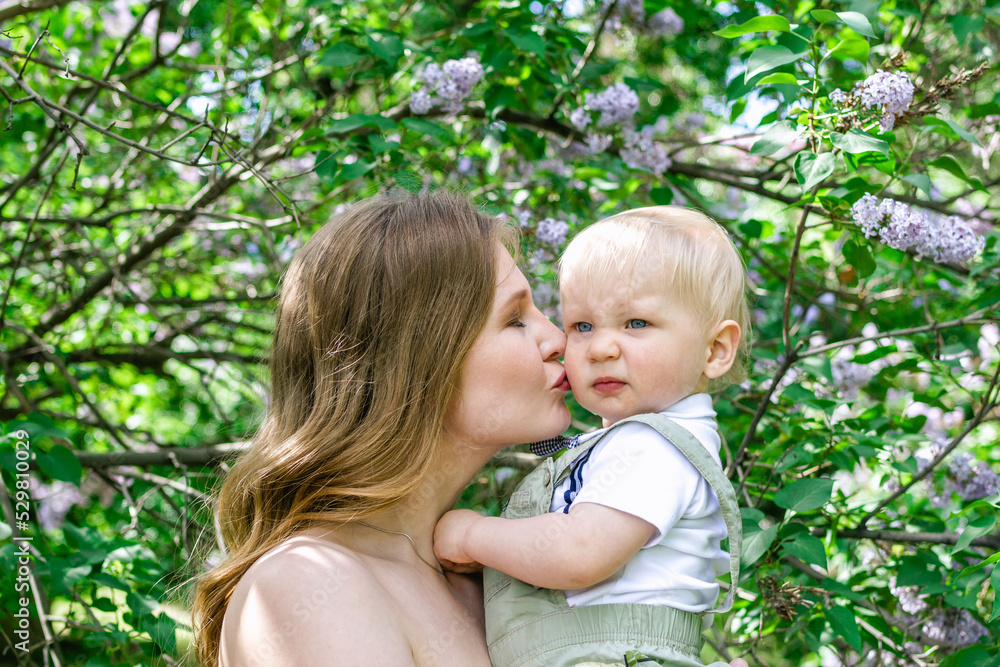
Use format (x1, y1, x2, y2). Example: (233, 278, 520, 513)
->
(559, 205, 750, 388)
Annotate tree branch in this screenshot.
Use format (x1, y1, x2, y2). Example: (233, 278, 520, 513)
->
(0, 0, 72, 22)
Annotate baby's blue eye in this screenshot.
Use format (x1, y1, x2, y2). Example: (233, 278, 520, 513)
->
(626, 319, 648, 329)
(575, 322, 593, 333)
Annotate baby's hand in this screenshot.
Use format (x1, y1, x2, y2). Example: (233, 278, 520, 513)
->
(434, 509, 484, 572)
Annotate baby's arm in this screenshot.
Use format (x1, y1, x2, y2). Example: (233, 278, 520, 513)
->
(434, 503, 655, 590)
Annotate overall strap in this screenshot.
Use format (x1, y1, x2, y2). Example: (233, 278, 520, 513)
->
(553, 414, 742, 614)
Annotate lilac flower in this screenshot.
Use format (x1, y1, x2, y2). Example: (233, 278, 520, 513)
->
(855, 71, 915, 116)
(924, 609, 988, 647)
(410, 56, 483, 115)
(409, 89, 433, 115)
(621, 125, 672, 175)
(585, 133, 612, 154)
(889, 577, 928, 614)
(829, 89, 847, 104)
(831, 358, 875, 400)
(849, 193, 985, 263)
(569, 106, 591, 131)
(584, 83, 640, 127)
(949, 452, 1000, 500)
(647, 8, 684, 36)
(536, 218, 569, 246)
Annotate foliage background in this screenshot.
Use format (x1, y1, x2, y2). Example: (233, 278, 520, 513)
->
(1, 0, 998, 665)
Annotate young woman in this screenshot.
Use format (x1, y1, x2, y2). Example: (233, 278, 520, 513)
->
(193, 191, 572, 665)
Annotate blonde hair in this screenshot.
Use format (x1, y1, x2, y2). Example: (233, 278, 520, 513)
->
(560, 205, 750, 388)
(193, 191, 512, 666)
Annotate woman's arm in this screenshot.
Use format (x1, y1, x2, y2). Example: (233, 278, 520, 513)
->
(434, 503, 655, 590)
(220, 542, 415, 666)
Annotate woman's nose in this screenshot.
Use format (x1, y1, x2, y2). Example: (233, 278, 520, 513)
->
(538, 314, 566, 361)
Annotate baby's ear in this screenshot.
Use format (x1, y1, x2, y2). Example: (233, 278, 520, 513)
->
(704, 320, 741, 379)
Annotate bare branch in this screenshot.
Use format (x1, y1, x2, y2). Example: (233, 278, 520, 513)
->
(0, 0, 72, 22)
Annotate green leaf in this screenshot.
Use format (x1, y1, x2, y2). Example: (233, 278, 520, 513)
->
(326, 114, 377, 134)
(924, 117, 983, 147)
(141, 613, 178, 654)
(956, 550, 1000, 579)
(953, 515, 996, 554)
(825, 605, 862, 650)
(794, 151, 835, 190)
(319, 42, 366, 67)
(714, 16, 791, 38)
(820, 577, 865, 602)
(460, 20, 495, 37)
(650, 187, 674, 205)
(991, 565, 1000, 622)
(366, 33, 404, 64)
(949, 15, 985, 43)
(336, 159, 375, 183)
(810, 9, 839, 23)
(0, 520, 10, 541)
(831, 129, 889, 156)
(774, 478, 835, 513)
(741, 524, 778, 567)
(314, 150, 338, 186)
(757, 72, 799, 86)
(401, 117, 449, 140)
(392, 170, 423, 192)
(744, 46, 806, 83)
(837, 11, 878, 38)
(783, 534, 828, 568)
(828, 36, 870, 62)
(750, 120, 801, 156)
(368, 135, 399, 154)
(508, 29, 546, 57)
(6, 413, 70, 442)
(897, 556, 939, 587)
(902, 173, 931, 197)
(843, 240, 876, 278)
(940, 645, 997, 667)
(35, 445, 82, 484)
(126, 591, 159, 618)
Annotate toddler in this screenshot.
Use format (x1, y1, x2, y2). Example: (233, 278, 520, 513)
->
(435, 206, 749, 667)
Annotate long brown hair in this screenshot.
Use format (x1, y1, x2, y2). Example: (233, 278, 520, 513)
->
(193, 191, 510, 665)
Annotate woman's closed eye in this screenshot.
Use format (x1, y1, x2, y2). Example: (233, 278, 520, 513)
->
(625, 319, 648, 329)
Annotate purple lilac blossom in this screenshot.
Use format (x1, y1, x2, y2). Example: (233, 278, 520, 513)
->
(536, 218, 569, 246)
(647, 8, 684, 36)
(569, 106, 591, 131)
(585, 133, 613, 154)
(924, 609, 989, 647)
(409, 89, 433, 115)
(621, 125, 672, 175)
(949, 452, 1000, 500)
(584, 83, 640, 127)
(829, 88, 847, 104)
(889, 577, 929, 614)
(855, 71, 915, 116)
(850, 193, 985, 263)
(410, 56, 483, 115)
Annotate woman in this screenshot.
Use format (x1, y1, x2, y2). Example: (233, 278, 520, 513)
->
(194, 190, 571, 665)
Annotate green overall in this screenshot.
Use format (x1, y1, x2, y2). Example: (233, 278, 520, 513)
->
(483, 414, 742, 667)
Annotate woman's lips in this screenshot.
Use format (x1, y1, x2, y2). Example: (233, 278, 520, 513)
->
(553, 372, 571, 391)
(593, 377, 625, 393)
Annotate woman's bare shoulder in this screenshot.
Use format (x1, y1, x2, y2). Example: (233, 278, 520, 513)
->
(219, 534, 414, 666)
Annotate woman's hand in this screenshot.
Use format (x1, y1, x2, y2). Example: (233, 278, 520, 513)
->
(434, 509, 485, 572)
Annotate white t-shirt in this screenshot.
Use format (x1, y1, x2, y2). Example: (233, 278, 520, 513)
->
(549, 393, 730, 612)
